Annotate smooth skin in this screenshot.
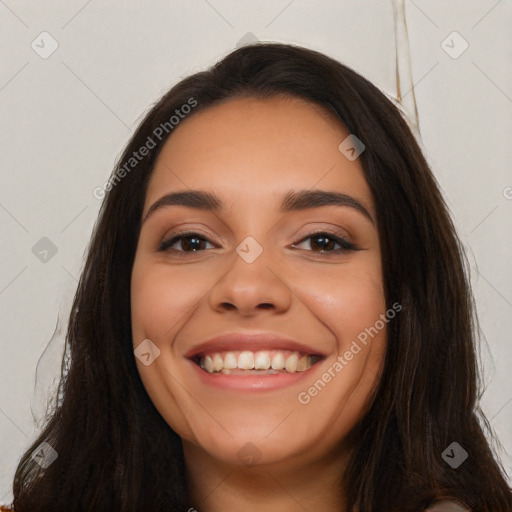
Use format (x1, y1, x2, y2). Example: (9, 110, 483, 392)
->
(131, 96, 387, 511)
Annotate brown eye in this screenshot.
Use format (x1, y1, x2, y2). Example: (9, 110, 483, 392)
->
(310, 235, 336, 252)
(292, 232, 358, 254)
(159, 233, 214, 253)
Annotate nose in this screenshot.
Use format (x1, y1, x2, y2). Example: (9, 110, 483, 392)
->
(208, 245, 293, 317)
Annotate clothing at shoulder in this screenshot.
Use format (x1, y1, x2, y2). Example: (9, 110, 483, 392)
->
(0, 506, 13, 511)
(425, 498, 470, 511)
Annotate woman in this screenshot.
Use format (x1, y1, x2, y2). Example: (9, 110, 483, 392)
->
(6, 43, 511, 511)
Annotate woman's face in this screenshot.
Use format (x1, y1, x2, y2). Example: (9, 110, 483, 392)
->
(131, 95, 387, 469)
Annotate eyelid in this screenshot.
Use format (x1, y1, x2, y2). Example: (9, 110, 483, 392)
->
(291, 224, 351, 242)
(158, 222, 221, 243)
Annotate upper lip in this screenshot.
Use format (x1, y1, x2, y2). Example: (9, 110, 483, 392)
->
(184, 331, 327, 360)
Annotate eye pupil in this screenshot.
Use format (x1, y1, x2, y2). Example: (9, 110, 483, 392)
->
(182, 236, 205, 251)
(311, 236, 335, 252)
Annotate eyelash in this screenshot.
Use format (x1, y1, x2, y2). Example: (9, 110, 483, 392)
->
(157, 230, 359, 256)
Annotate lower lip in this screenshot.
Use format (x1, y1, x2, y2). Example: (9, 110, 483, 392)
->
(188, 360, 320, 391)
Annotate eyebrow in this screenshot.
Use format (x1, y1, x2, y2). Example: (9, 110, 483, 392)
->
(142, 189, 374, 225)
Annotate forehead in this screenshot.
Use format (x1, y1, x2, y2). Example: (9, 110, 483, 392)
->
(144, 96, 374, 216)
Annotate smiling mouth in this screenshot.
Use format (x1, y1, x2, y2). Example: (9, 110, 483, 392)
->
(194, 350, 322, 375)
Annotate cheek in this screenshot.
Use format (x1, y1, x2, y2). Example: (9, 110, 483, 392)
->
(130, 260, 209, 343)
(296, 268, 387, 429)
(294, 256, 386, 396)
(130, 260, 207, 438)
(297, 256, 386, 339)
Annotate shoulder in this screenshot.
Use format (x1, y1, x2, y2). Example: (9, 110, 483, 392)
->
(0, 506, 13, 511)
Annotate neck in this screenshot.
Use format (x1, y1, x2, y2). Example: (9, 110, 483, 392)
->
(183, 441, 349, 512)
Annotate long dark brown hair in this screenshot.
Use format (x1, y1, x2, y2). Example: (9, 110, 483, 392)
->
(12, 43, 512, 512)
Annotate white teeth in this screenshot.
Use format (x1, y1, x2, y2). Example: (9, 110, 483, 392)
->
(198, 350, 318, 374)
(212, 353, 223, 372)
(203, 355, 214, 373)
(285, 352, 298, 373)
(270, 352, 285, 370)
(254, 351, 271, 370)
(223, 351, 237, 369)
(238, 351, 254, 370)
